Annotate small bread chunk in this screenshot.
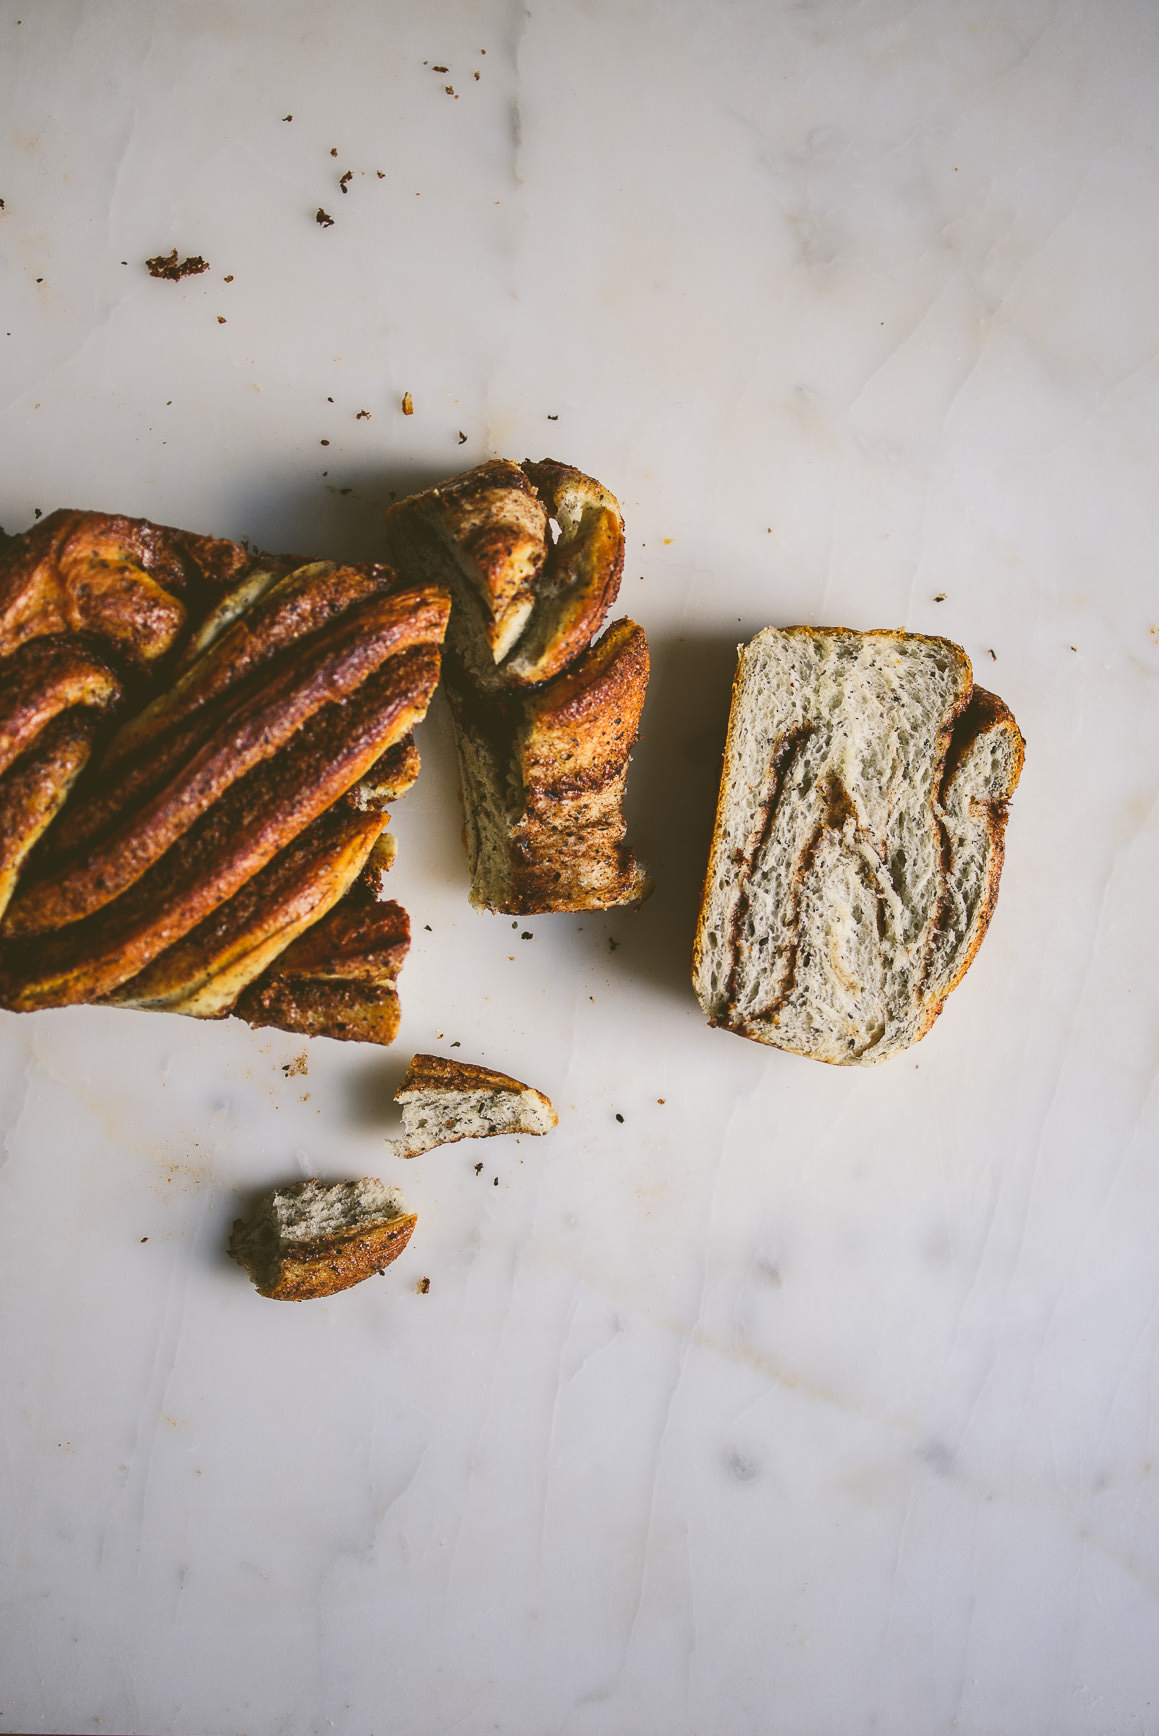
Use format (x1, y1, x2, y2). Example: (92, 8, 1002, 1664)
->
(389, 1052, 557, 1158)
(693, 627, 1025, 1065)
(228, 1178, 417, 1300)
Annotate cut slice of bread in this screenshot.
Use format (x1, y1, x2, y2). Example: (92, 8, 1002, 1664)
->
(388, 1052, 557, 1158)
(227, 1177, 417, 1300)
(692, 627, 1024, 1065)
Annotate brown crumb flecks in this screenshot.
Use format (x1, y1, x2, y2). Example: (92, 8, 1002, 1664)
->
(416, 1276, 430, 1294)
(316, 207, 335, 227)
(217, 315, 227, 324)
(281, 1052, 309, 1077)
(330, 147, 338, 157)
(401, 392, 414, 415)
(445, 85, 457, 96)
(355, 408, 371, 419)
(457, 430, 467, 444)
(283, 114, 292, 121)
(474, 1162, 483, 1175)
(146, 249, 210, 281)
(377, 170, 385, 178)
(339, 171, 353, 194)
(934, 592, 947, 602)
(433, 64, 449, 72)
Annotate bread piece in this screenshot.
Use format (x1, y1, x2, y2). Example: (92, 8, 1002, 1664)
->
(385, 458, 649, 913)
(228, 1178, 417, 1300)
(449, 617, 651, 912)
(0, 511, 450, 1040)
(692, 627, 1024, 1065)
(388, 1052, 557, 1158)
(237, 896, 410, 1044)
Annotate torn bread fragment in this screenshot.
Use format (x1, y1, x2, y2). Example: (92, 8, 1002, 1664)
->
(228, 1178, 416, 1300)
(388, 1052, 557, 1158)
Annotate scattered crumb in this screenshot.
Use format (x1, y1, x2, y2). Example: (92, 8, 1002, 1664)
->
(608, 937, 619, 952)
(458, 430, 467, 443)
(450, 1041, 460, 1048)
(663, 537, 673, 545)
(330, 146, 338, 157)
(140, 1236, 148, 1243)
(320, 438, 330, 446)
(615, 1113, 624, 1123)
(33, 508, 41, 519)
(223, 273, 234, 282)
(339, 170, 352, 194)
(217, 315, 227, 324)
(281, 1052, 308, 1077)
(521, 931, 533, 940)
(283, 114, 292, 121)
(934, 592, 946, 602)
(355, 408, 371, 419)
(547, 413, 558, 421)
(401, 391, 414, 414)
(433, 64, 449, 72)
(424, 923, 432, 931)
(377, 170, 385, 178)
(338, 487, 352, 495)
(492, 1176, 499, 1186)
(475, 1163, 483, 1175)
(988, 648, 997, 660)
(445, 85, 457, 96)
(327, 395, 334, 402)
(316, 207, 335, 227)
(146, 250, 210, 281)
(474, 70, 480, 79)
(1150, 626, 1159, 644)
(416, 1277, 430, 1294)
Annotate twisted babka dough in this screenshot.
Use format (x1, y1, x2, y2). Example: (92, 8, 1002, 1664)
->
(384, 459, 649, 914)
(0, 511, 449, 1042)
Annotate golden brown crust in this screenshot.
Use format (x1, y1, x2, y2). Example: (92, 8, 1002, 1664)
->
(236, 899, 409, 1043)
(0, 510, 255, 667)
(398, 1051, 541, 1096)
(230, 1202, 418, 1300)
(105, 807, 388, 1015)
(0, 636, 123, 779)
(0, 644, 440, 1010)
(5, 586, 448, 938)
(0, 512, 448, 1044)
(0, 711, 98, 923)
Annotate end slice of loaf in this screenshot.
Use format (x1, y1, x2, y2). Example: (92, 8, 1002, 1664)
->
(388, 1052, 557, 1158)
(228, 1177, 416, 1300)
(692, 627, 1024, 1065)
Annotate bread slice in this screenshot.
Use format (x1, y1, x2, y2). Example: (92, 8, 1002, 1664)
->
(692, 627, 1024, 1065)
(388, 1052, 557, 1158)
(228, 1178, 417, 1300)
(384, 459, 649, 913)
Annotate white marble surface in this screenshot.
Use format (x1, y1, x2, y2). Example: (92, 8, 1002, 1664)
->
(2, 2, 1159, 1732)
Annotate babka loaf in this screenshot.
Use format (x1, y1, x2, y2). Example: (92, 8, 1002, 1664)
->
(0, 509, 449, 1041)
(384, 459, 650, 914)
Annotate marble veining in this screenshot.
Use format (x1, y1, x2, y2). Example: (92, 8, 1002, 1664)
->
(2, 1, 1159, 1732)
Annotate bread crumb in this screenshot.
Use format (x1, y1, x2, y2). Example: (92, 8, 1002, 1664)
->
(217, 315, 227, 324)
(146, 250, 209, 281)
(402, 392, 414, 415)
(283, 114, 292, 121)
(934, 592, 946, 602)
(475, 1162, 483, 1174)
(282, 1052, 308, 1077)
(339, 171, 352, 194)
(615, 1113, 624, 1123)
(356, 408, 371, 419)
(315, 208, 335, 227)
(458, 430, 467, 443)
(330, 147, 338, 157)
(416, 1276, 430, 1293)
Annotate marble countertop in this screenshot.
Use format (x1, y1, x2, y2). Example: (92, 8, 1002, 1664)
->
(3, 2, 1158, 1732)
